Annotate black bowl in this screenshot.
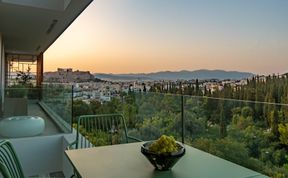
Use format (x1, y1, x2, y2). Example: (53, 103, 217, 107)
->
(141, 141, 185, 171)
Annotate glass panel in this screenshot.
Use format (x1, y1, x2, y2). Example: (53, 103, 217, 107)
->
(6, 54, 37, 87)
(75, 91, 183, 142)
(70, 87, 288, 176)
(124, 92, 182, 142)
(42, 83, 72, 132)
(183, 95, 288, 177)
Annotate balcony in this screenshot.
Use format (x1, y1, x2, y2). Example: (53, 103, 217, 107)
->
(1, 87, 284, 177)
(1, 84, 73, 135)
(0, 84, 74, 177)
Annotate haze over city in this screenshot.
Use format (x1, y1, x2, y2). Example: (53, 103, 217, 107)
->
(45, 0, 288, 75)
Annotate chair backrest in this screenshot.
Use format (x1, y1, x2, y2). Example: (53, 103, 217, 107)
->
(75, 114, 129, 149)
(0, 140, 24, 178)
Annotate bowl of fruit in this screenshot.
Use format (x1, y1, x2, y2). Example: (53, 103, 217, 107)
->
(141, 135, 185, 171)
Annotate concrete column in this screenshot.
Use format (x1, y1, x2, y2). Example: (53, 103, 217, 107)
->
(36, 52, 43, 87)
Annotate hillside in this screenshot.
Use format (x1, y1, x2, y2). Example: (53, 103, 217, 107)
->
(94, 69, 254, 81)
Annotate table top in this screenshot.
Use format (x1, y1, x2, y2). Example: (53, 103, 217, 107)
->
(65, 142, 268, 178)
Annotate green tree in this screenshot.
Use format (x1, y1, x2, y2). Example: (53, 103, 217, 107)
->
(241, 106, 254, 118)
(278, 123, 288, 145)
(73, 100, 92, 121)
(89, 99, 102, 114)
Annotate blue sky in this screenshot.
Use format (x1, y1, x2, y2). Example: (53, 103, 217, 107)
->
(45, 0, 288, 74)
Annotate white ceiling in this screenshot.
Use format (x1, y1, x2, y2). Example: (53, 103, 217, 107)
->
(0, 0, 93, 55)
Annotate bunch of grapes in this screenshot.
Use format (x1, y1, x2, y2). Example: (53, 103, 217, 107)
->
(149, 135, 178, 154)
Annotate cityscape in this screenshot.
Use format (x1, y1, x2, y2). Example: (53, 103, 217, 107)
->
(44, 68, 255, 104)
(1, 0, 288, 178)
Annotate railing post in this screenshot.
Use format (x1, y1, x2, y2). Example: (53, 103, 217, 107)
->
(180, 82, 184, 144)
(181, 94, 184, 144)
(71, 84, 74, 132)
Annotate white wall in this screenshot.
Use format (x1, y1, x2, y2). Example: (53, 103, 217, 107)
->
(9, 135, 66, 177)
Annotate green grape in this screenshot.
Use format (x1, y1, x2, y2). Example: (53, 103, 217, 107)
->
(148, 135, 178, 154)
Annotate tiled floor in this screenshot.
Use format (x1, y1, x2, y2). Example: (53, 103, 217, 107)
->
(28, 101, 62, 135)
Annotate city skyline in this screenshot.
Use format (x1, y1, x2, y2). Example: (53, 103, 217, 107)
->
(45, 0, 288, 75)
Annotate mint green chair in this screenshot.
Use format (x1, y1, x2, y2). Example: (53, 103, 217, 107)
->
(0, 140, 24, 178)
(68, 114, 142, 178)
(69, 114, 141, 149)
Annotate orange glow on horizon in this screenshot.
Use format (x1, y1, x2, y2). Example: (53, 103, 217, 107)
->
(44, 0, 288, 75)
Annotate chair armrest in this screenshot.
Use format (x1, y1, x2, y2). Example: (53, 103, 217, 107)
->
(127, 135, 142, 142)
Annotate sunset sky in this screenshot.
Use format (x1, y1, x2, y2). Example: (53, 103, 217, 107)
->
(45, 0, 288, 75)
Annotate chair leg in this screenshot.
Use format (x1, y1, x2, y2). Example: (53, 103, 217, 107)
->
(70, 168, 81, 178)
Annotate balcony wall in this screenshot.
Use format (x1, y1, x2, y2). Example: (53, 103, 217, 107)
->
(9, 134, 74, 177)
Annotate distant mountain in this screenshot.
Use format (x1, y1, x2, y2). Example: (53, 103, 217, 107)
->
(94, 73, 152, 81)
(94, 70, 254, 81)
